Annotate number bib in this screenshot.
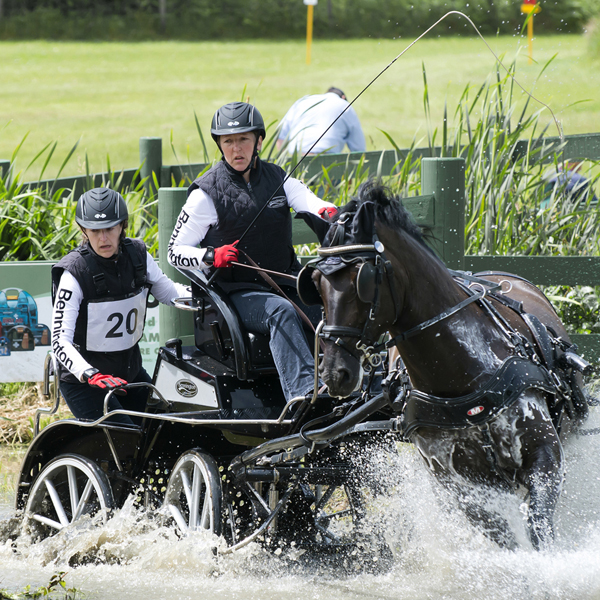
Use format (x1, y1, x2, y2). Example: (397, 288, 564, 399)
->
(86, 289, 149, 352)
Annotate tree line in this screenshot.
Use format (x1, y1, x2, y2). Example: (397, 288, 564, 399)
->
(0, 0, 597, 39)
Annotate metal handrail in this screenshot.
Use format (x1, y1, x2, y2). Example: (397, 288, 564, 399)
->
(94, 381, 305, 428)
(34, 353, 62, 437)
(172, 296, 199, 312)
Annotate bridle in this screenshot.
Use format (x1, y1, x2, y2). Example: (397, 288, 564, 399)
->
(297, 236, 400, 368)
(302, 241, 503, 370)
(316, 243, 397, 368)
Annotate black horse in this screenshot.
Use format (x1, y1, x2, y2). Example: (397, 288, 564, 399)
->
(298, 182, 592, 550)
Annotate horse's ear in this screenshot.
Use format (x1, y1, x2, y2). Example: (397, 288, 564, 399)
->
(294, 211, 330, 245)
(349, 201, 376, 245)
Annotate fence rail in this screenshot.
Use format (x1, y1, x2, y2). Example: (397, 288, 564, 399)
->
(3, 132, 600, 200)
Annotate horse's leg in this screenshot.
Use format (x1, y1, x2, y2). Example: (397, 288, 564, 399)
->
(447, 479, 518, 549)
(490, 393, 565, 551)
(415, 431, 518, 549)
(522, 443, 564, 550)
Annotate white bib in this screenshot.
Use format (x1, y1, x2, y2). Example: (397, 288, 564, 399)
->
(86, 289, 149, 352)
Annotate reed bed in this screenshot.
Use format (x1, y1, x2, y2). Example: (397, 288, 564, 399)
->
(0, 383, 72, 445)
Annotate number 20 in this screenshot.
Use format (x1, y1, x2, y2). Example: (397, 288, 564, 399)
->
(106, 309, 138, 338)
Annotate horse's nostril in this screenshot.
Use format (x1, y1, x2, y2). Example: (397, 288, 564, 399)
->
(337, 366, 353, 385)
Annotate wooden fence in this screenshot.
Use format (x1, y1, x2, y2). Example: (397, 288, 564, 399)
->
(1, 132, 600, 368)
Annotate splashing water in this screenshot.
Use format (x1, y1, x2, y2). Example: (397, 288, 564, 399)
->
(1, 407, 600, 599)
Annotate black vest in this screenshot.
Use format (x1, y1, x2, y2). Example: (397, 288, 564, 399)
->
(189, 158, 301, 285)
(51, 238, 148, 383)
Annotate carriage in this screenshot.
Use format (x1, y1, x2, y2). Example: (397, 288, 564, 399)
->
(14, 267, 395, 557)
(14, 182, 596, 555)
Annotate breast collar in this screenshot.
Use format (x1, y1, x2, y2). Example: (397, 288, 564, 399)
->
(400, 355, 557, 436)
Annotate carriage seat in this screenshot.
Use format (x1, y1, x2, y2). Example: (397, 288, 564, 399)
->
(190, 278, 276, 381)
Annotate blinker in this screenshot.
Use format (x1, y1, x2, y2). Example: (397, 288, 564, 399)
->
(297, 265, 323, 306)
(356, 262, 377, 303)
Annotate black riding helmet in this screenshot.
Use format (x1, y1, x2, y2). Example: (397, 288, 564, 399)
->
(75, 188, 128, 229)
(210, 102, 266, 144)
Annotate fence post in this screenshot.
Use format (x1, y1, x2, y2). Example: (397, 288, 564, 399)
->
(159, 0, 167, 33)
(0, 160, 9, 179)
(139, 137, 162, 198)
(421, 157, 465, 269)
(158, 187, 194, 346)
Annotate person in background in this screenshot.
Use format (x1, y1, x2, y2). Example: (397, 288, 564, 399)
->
(276, 87, 366, 156)
(168, 101, 338, 402)
(542, 160, 598, 209)
(51, 188, 189, 425)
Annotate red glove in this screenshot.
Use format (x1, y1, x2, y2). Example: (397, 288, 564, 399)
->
(88, 373, 128, 390)
(213, 240, 239, 268)
(318, 206, 339, 221)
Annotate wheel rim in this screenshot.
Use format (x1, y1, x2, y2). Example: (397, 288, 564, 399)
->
(24, 454, 114, 540)
(163, 451, 222, 536)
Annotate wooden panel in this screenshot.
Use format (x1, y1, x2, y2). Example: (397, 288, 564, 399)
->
(465, 255, 600, 286)
(570, 334, 600, 362)
(403, 195, 435, 227)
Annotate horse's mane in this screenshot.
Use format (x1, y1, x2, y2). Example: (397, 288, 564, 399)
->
(339, 180, 434, 254)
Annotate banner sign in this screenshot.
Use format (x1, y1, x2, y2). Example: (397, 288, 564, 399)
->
(0, 262, 160, 383)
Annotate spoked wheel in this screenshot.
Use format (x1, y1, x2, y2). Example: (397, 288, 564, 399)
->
(24, 454, 114, 541)
(163, 450, 222, 536)
(313, 483, 359, 545)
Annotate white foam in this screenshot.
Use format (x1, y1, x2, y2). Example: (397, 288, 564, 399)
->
(1, 407, 600, 599)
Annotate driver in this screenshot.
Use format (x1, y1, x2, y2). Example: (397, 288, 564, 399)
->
(167, 101, 338, 401)
(51, 188, 189, 425)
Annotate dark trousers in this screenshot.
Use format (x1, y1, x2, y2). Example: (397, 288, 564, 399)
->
(60, 368, 152, 426)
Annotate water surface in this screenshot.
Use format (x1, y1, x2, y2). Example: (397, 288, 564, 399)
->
(2, 411, 600, 599)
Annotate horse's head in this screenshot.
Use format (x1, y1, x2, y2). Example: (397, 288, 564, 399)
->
(298, 184, 403, 397)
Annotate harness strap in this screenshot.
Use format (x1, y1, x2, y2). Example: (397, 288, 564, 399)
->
(380, 284, 499, 350)
(79, 240, 147, 296)
(122, 238, 148, 289)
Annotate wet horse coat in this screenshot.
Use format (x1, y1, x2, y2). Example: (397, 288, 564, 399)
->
(306, 184, 588, 549)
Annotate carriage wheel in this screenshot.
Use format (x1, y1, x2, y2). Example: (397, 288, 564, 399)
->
(23, 454, 114, 541)
(313, 483, 360, 544)
(163, 450, 223, 536)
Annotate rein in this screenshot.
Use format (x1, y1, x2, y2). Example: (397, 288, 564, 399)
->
(235, 249, 318, 335)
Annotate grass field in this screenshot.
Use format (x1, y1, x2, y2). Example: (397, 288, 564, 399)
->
(0, 34, 599, 180)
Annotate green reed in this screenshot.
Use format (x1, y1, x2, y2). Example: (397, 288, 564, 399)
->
(0, 146, 158, 260)
(423, 57, 600, 257)
(0, 571, 78, 600)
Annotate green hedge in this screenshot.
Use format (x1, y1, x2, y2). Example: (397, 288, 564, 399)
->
(1, 0, 599, 40)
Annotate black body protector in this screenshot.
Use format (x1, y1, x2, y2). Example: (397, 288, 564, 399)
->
(51, 238, 149, 384)
(188, 158, 301, 287)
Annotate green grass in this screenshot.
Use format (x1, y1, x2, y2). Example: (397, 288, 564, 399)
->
(0, 34, 599, 181)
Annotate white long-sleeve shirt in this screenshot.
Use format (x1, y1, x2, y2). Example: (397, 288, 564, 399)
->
(51, 252, 188, 381)
(168, 176, 333, 270)
(278, 92, 366, 155)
